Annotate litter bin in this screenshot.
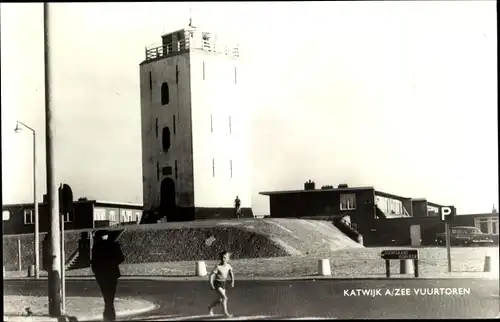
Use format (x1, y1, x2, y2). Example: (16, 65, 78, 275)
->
(27, 265, 35, 277)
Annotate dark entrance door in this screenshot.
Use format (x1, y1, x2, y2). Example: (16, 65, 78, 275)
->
(160, 178, 176, 221)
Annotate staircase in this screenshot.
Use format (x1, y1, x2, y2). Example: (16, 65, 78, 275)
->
(330, 215, 362, 244)
(64, 249, 79, 271)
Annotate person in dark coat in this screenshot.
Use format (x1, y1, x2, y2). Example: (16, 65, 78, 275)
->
(91, 230, 125, 321)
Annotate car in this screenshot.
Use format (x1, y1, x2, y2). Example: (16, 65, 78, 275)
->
(435, 226, 494, 246)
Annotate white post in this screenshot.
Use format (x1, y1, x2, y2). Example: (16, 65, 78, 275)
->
(60, 214, 66, 313)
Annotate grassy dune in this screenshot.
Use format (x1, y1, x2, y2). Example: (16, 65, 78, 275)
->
(3, 218, 362, 271)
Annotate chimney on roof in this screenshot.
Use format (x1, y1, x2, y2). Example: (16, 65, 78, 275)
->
(304, 180, 315, 190)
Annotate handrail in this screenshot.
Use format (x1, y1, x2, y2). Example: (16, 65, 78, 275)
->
(145, 38, 239, 61)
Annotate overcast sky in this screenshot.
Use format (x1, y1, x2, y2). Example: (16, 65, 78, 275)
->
(1, 1, 497, 215)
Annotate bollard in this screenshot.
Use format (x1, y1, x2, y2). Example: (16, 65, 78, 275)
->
(196, 261, 207, 277)
(399, 259, 414, 275)
(318, 259, 332, 276)
(27, 265, 35, 278)
(484, 256, 491, 272)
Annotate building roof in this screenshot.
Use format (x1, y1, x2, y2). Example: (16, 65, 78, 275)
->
(259, 186, 375, 196)
(3, 200, 143, 209)
(457, 213, 499, 217)
(374, 190, 411, 200)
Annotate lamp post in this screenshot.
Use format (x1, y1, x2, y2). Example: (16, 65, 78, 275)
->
(14, 121, 39, 279)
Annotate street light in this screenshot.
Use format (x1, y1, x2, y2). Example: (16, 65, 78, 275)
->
(14, 121, 40, 279)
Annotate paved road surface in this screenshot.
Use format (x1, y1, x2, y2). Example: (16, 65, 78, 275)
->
(4, 279, 499, 320)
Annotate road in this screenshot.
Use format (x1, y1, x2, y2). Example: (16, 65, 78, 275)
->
(4, 278, 499, 320)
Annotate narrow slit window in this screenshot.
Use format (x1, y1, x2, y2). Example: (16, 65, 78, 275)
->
(176, 65, 179, 84)
(173, 115, 176, 135)
(210, 114, 213, 133)
(149, 71, 152, 91)
(212, 159, 215, 177)
(161, 82, 170, 105)
(229, 116, 232, 134)
(156, 162, 160, 181)
(155, 118, 158, 138)
(175, 160, 178, 179)
(230, 160, 233, 178)
(203, 61, 205, 80)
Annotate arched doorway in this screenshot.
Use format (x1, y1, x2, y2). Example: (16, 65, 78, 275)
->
(160, 178, 176, 220)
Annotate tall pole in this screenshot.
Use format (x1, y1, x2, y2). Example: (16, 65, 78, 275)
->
(44, 2, 62, 317)
(33, 130, 40, 279)
(445, 221, 452, 272)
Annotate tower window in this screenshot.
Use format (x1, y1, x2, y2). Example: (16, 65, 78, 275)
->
(162, 127, 171, 153)
(234, 66, 237, 85)
(175, 160, 178, 179)
(149, 72, 153, 102)
(156, 162, 160, 181)
(229, 116, 232, 134)
(173, 115, 176, 135)
(176, 65, 179, 84)
(161, 82, 170, 105)
(230, 160, 233, 178)
(212, 159, 215, 177)
(203, 61, 206, 80)
(162, 166, 173, 176)
(155, 118, 158, 138)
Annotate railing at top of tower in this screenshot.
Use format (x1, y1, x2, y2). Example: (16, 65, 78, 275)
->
(145, 38, 240, 61)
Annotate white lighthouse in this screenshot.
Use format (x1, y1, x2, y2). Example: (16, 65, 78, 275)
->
(139, 25, 252, 221)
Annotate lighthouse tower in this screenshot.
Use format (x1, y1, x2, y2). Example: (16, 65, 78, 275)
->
(139, 25, 252, 221)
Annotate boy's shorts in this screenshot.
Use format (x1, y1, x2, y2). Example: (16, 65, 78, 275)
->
(214, 280, 226, 290)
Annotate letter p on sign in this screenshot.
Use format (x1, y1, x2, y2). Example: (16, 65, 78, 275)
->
(440, 206, 455, 222)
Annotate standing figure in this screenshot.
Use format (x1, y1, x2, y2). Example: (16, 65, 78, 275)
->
(234, 196, 241, 219)
(91, 230, 125, 321)
(208, 251, 235, 317)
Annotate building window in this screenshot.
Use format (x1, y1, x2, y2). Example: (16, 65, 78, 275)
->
(230, 160, 233, 178)
(203, 61, 206, 80)
(173, 115, 176, 135)
(161, 82, 170, 105)
(162, 166, 173, 176)
(110, 210, 116, 223)
(149, 71, 152, 91)
(340, 194, 356, 211)
(474, 217, 499, 234)
(64, 212, 75, 223)
(176, 65, 179, 84)
(155, 118, 158, 138)
(234, 66, 237, 84)
(135, 212, 140, 223)
(156, 162, 160, 181)
(3, 210, 10, 221)
(24, 209, 34, 225)
(212, 159, 215, 177)
(175, 160, 178, 179)
(162, 126, 171, 152)
(210, 114, 213, 133)
(229, 116, 232, 134)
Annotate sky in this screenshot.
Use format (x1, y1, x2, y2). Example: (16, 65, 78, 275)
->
(1, 1, 498, 215)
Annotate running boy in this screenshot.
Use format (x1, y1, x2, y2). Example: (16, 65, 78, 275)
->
(208, 251, 234, 317)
